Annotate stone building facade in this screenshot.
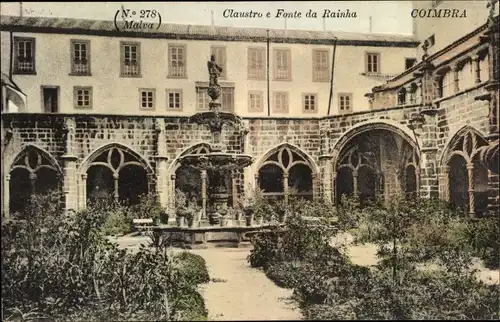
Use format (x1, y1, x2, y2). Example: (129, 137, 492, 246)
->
(1, 1, 498, 217)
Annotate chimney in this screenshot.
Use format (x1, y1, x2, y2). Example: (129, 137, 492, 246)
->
(211, 10, 214, 26)
(20, 2, 23, 17)
(323, 17, 326, 31)
(369, 16, 372, 33)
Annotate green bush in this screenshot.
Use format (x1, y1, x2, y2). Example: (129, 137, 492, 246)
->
(175, 252, 210, 285)
(251, 194, 500, 320)
(466, 216, 500, 269)
(2, 192, 208, 321)
(264, 261, 302, 289)
(132, 193, 167, 224)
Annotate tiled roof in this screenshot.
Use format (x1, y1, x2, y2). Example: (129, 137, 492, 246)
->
(0, 15, 418, 46)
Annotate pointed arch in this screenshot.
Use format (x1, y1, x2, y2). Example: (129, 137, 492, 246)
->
(332, 121, 420, 204)
(78, 142, 154, 175)
(439, 125, 488, 166)
(79, 143, 153, 206)
(439, 125, 489, 216)
(255, 143, 319, 201)
(7, 144, 62, 216)
(167, 142, 213, 174)
(9, 144, 62, 175)
(332, 119, 421, 161)
(255, 142, 320, 175)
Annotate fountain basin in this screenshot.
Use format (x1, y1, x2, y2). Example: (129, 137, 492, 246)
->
(178, 153, 254, 171)
(189, 111, 243, 127)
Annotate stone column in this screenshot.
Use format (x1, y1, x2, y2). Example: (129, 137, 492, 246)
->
(467, 162, 476, 217)
(414, 81, 421, 105)
(332, 171, 337, 204)
(375, 171, 382, 198)
(29, 172, 36, 196)
(154, 118, 169, 209)
(61, 155, 78, 212)
(453, 63, 460, 93)
(4, 174, 10, 217)
(170, 174, 176, 212)
(319, 156, 333, 203)
(312, 172, 319, 202)
(432, 75, 442, 100)
(439, 165, 450, 201)
(155, 157, 169, 209)
(405, 85, 414, 104)
(487, 169, 499, 213)
(201, 170, 207, 219)
(283, 172, 289, 204)
(231, 171, 237, 208)
(61, 118, 79, 212)
(415, 166, 421, 195)
(472, 55, 481, 84)
(254, 173, 259, 191)
(353, 170, 359, 197)
(113, 173, 119, 203)
(81, 173, 87, 209)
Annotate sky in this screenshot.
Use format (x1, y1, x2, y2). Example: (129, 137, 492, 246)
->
(0, 1, 414, 35)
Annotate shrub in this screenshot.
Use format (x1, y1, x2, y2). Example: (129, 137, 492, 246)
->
(251, 194, 500, 321)
(465, 216, 500, 269)
(264, 261, 302, 289)
(2, 192, 208, 321)
(175, 252, 210, 285)
(132, 193, 166, 224)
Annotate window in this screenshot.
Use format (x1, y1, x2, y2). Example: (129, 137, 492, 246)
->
(221, 87, 235, 112)
(196, 86, 234, 111)
(365, 52, 380, 74)
(303, 94, 317, 113)
(274, 49, 291, 80)
(74, 86, 92, 109)
(248, 91, 264, 112)
(139, 89, 155, 110)
(71, 40, 91, 75)
(458, 60, 474, 91)
(168, 44, 186, 78)
(197, 88, 210, 111)
(479, 54, 489, 83)
(273, 92, 289, 113)
(14, 37, 36, 74)
(405, 58, 417, 70)
(120, 42, 141, 77)
(313, 49, 329, 82)
(338, 93, 352, 113)
(440, 70, 454, 97)
(211, 46, 226, 79)
(166, 89, 183, 110)
(248, 47, 265, 80)
(398, 87, 407, 105)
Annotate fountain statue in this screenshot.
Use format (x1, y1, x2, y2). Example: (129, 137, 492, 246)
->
(176, 55, 254, 226)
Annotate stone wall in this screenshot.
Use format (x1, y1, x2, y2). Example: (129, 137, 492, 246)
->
(1, 88, 497, 215)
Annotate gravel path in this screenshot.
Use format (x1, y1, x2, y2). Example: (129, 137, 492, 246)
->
(110, 233, 497, 321)
(190, 247, 303, 321)
(109, 235, 302, 321)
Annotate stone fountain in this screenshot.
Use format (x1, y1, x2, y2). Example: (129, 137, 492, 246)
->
(176, 55, 253, 227)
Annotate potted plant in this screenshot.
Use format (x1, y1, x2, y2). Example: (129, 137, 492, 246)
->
(244, 205, 254, 226)
(185, 197, 200, 228)
(175, 189, 188, 227)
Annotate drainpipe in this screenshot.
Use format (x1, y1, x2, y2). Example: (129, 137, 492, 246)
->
(9, 31, 14, 80)
(326, 37, 338, 116)
(266, 29, 271, 117)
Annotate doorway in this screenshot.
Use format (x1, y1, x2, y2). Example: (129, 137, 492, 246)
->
(42, 86, 59, 113)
